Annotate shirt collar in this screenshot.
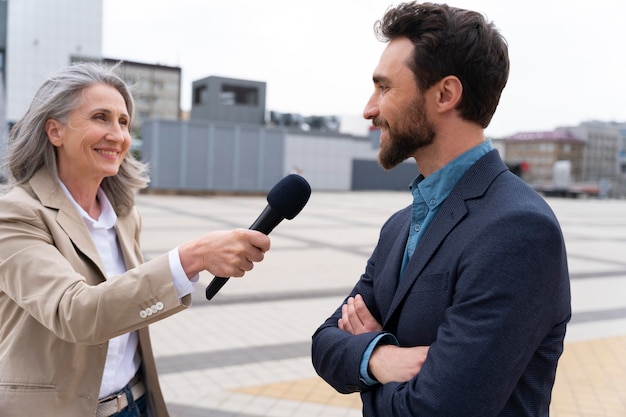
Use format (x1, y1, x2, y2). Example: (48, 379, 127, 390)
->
(57, 180, 117, 229)
(409, 140, 493, 206)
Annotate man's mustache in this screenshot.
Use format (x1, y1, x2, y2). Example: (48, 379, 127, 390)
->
(372, 117, 388, 129)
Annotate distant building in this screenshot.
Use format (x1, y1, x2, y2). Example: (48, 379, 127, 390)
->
(0, 1, 6, 85)
(498, 123, 626, 197)
(0, 0, 103, 177)
(0, 0, 181, 144)
(503, 130, 585, 184)
(143, 75, 409, 193)
(566, 121, 626, 181)
(189, 74, 342, 133)
(191, 76, 266, 125)
(566, 121, 626, 197)
(1, 0, 102, 126)
(269, 111, 341, 133)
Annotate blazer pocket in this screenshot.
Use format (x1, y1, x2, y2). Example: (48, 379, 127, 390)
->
(0, 382, 56, 392)
(413, 271, 449, 293)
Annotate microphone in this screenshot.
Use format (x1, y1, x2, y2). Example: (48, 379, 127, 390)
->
(205, 174, 311, 300)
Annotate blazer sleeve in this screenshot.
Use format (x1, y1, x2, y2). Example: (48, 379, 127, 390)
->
(0, 194, 189, 345)
(311, 265, 387, 393)
(312, 212, 403, 393)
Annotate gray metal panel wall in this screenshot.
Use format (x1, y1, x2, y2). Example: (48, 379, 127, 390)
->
(212, 125, 236, 190)
(0, 1, 7, 48)
(142, 119, 285, 192)
(351, 159, 417, 191)
(186, 123, 212, 189)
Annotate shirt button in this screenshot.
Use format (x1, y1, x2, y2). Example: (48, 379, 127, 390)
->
(430, 199, 436, 205)
(414, 224, 421, 232)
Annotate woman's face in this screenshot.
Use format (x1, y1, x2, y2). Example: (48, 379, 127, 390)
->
(47, 83, 131, 190)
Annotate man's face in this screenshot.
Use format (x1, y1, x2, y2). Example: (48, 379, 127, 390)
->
(363, 37, 436, 170)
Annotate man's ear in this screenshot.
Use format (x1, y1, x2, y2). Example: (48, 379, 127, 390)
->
(45, 119, 63, 147)
(436, 75, 463, 112)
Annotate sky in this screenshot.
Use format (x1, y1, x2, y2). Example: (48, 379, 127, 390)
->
(102, 0, 626, 138)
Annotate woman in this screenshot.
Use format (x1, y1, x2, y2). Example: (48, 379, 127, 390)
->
(0, 63, 270, 417)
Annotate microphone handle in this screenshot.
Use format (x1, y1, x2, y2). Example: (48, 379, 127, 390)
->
(249, 205, 284, 234)
(205, 206, 285, 300)
(205, 277, 229, 300)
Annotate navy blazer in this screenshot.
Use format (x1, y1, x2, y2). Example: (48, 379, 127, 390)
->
(312, 150, 571, 416)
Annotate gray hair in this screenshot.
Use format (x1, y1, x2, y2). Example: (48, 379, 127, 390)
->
(4, 62, 149, 216)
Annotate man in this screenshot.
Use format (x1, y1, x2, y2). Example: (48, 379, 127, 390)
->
(311, 2, 571, 416)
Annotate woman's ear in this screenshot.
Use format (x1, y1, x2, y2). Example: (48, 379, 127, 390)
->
(436, 75, 463, 112)
(45, 119, 63, 147)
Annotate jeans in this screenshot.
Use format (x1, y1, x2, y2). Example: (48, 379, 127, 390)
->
(110, 384, 147, 417)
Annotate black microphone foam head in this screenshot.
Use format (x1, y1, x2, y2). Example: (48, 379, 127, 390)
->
(266, 174, 311, 220)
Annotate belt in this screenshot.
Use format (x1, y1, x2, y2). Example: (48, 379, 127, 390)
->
(96, 374, 146, 417)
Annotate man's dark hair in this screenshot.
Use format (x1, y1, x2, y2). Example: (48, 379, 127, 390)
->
(375, 2, 509, 128)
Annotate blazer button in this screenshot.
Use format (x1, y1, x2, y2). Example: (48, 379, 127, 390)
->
(155, 301, 164, 311)
(150, 305, 158, 314)
(139, 310, 148, 319)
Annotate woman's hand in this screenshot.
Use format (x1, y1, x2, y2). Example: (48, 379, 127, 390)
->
(178, 229, 270, 278)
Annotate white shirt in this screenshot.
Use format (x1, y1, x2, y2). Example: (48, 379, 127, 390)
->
(57, 181, 196, 398)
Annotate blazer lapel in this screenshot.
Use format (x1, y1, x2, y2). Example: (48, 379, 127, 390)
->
(384, 193, 467, 324)
(115, 213, 141, 269)
(375, 212, 410, 321)
(29, 169, 108, 280)
(383, 150, 508, 324)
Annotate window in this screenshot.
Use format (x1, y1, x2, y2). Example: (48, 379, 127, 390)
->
(219, 91, 235, 105)
(220, 84, 258, 106)
(193, 85, 208, 105)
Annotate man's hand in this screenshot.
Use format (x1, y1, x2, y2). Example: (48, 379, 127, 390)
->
(369, 344, 430, 384)
(338, 294, 382, 335)
(337, 294, 430, 384)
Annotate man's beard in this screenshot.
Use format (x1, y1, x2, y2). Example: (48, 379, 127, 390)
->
(376, 96, 436, 170)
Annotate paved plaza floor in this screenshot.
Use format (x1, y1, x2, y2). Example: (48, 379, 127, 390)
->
(136, 190, 626, 417)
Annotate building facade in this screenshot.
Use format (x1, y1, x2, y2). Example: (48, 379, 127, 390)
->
(191, 76, 266, 125)
(3, 0, 102, 125)
(566, 121, 626, 197)
(0, 1, 183, 162)
(503, 130, 585, 184)
(0, 0, 102, 178)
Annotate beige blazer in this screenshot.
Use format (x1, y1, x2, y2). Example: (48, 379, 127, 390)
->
(0, 168, 191, 416)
